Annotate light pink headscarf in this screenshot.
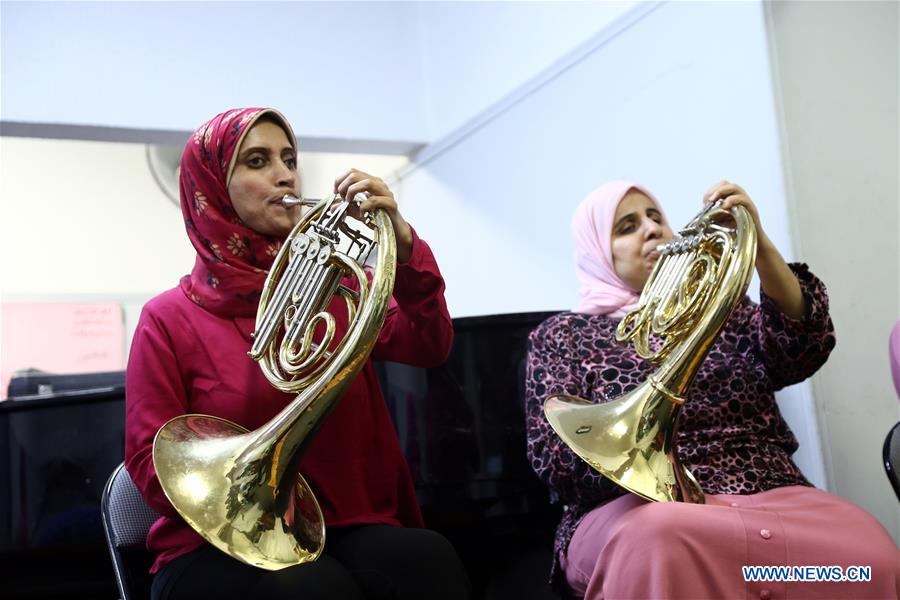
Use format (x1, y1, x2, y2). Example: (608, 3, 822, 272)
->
(572, 180, 668, 318)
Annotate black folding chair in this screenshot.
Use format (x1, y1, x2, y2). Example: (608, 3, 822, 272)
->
(884, 421, 900, 502)
(100, 462, 160, 600)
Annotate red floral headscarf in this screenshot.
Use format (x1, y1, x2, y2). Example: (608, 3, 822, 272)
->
(178, 107, 297, 317)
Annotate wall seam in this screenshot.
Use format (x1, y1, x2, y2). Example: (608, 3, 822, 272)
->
(761, 0, 835, 493)
(392, 1, 665, 182)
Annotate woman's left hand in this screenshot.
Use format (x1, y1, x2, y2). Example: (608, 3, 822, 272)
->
(334, 168, 414, 263)
(702, 180, 805, 320)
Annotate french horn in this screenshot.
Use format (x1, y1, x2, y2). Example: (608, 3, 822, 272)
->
(544, 202, 756, 503)
(153, 194, 395, 569)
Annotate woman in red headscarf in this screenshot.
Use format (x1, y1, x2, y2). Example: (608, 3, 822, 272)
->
(125, 108, 469, 600)
(525, 181, 899, 599)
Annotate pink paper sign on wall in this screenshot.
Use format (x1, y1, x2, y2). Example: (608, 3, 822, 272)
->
(1, 302, 125, 398)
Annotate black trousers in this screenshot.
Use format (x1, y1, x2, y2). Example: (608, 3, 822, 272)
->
(151, 525, 471, 600)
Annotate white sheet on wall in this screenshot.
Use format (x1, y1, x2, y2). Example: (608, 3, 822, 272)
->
(1, 302, 125, 397)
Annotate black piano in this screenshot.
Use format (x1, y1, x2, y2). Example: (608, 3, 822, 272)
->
(376, 312, 562, 599)
(1, 370, 128, 599)
(1, 311, 562, 599)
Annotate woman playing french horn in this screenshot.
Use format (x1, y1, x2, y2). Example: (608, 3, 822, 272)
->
(525, 180, 899, 599)
(125, 108, 469, 600)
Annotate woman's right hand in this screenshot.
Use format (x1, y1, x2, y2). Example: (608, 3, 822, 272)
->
(333, 168, 414, 263)
(702, 180, 774, 253)
(702, 180, 805, 320)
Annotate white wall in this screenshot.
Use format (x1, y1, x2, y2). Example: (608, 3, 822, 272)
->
(414, 1, 636, 140)
(766, 0, 899, 543)
(1, 1, 633, 146)
(0, 137, 195, 297)
(1, 1, 426, 142)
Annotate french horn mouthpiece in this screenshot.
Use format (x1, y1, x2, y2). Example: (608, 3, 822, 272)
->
(281, 195, 321, 207)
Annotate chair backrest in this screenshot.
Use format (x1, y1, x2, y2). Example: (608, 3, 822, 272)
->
(883, 421, 900, 502)
(101, 462, 161, 600)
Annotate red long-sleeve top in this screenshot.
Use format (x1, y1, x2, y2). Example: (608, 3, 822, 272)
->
(125, 229, 453, 573)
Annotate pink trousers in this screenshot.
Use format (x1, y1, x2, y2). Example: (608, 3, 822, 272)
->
(561, 486, 899, 599)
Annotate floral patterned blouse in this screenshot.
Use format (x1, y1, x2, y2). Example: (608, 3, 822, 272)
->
(524, 264, 836, 587)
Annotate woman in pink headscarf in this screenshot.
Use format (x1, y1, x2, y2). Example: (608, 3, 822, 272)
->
(525, 181, 899, 599)
(125, 108, 469, 600)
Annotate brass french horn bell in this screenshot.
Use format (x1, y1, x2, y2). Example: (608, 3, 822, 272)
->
(153, 194, 396, 569)
(544, 202, 756, 503)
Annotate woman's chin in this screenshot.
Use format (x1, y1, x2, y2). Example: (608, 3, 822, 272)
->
(266, 215, 300, 238)
(275, 224, 297, 239)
